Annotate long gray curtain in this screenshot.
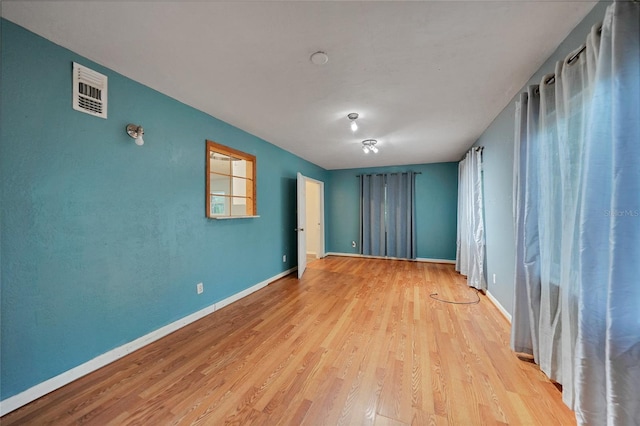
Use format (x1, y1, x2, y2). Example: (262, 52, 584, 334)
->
(511, 3, 639, 424)
(576, 3, 640, 424)
(359, 174, 385, 255)
(359, 172, 416, 259)
(386, 172, 416, 258)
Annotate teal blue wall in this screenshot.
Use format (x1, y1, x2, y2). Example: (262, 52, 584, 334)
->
(474, 2, 609, 314)
(0, 20, 328, 400)
(327, 163, 458, 260)
(3, 2, 607, 401)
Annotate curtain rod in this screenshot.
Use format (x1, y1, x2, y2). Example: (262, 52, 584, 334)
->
(543, 25, 602, 87)
(459, 146, 483, 162)
(355, 172, 422, 177)
(465, 146, 483, 154)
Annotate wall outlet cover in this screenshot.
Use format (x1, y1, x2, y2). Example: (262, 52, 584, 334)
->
(197, 282, 204, 294)
(283, 255, 286, 262)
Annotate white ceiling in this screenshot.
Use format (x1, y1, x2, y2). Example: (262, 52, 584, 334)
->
(2, 1, 596, 170)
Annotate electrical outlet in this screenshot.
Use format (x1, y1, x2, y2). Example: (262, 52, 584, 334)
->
(283, 254, 286, 262)
(492, 274, 496, 284)
(197, 282, 204, 294)
(352, 241, 356, 248)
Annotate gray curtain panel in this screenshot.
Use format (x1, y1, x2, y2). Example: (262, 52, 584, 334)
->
(386, 172, 416, 259)
(359, 174, 385, 256)
(359, 172, 416, 259)
(511, 3, 640, 424)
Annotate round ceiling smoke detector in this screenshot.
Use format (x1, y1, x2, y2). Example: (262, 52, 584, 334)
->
(310, 51, 329, 65)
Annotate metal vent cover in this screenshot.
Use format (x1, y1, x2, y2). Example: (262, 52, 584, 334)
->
(72, 62, 107, 119)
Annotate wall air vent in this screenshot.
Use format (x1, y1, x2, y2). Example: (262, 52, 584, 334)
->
(72, 62, 108, 119)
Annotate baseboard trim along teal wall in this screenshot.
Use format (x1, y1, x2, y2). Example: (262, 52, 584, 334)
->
(326, 252, 456, 265)
(0, 18, 328, 404)
(327, 163, 458, 260)
(0, 266, 297, 416)
(416, 258, 456, 265)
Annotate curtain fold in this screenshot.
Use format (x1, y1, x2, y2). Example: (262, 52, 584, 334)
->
(386, 172, 416, 259)
(511, 3, 639, 424)
(511, 91, 541, 357)
(455, 148, 486, 290)
(359, 172, 416, 259)
(359, 174, 385, 256)
(575, 3, 640, 424)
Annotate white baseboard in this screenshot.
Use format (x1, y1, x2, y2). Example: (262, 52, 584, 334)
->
(0, 267, 297, 416)
(326, 252, 455, 264)
(214, 267, 295, 310)
(415, 257, 456, 264)
(486, 291, 512, 323)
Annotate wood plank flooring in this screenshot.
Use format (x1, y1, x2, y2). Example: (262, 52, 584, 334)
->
(2, 257, 576, 425)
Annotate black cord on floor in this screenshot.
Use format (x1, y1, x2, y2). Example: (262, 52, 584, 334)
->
(429, 288, 481, 305)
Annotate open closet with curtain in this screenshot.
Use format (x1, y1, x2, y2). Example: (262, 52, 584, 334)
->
(359, 172, 416, 260)
(511, 2, 639, 425)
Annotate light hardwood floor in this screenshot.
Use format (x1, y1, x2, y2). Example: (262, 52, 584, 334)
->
(2, 257, 576, 425)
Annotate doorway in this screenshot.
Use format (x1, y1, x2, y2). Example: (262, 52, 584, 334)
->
(305, 179, 322, 263)
(296, 173, 325, 279)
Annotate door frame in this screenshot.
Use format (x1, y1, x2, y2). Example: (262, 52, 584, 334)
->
(305, 176, 325, 259)
(297, 174, 325, 279)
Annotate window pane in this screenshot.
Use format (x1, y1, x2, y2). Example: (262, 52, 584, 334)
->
(232, 177, 247, 198)
(210, 173, 230, 194)
(209, 153, 231, 175)
(230, 197, 248, 216)
(210, 194, 230, 216)
(231, 158, 247, 178)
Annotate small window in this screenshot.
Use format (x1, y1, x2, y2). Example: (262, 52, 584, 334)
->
(206, 140, 256, 218)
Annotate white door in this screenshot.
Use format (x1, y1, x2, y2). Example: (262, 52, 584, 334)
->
(297, 172, 307, 279)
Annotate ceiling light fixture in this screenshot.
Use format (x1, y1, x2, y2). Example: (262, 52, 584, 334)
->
(348, 113, 359, 132)
(126, 124, 145, 146)
(362, 139, 379, 154)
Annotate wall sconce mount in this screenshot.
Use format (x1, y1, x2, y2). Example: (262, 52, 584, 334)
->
(126, 124, 145, 146)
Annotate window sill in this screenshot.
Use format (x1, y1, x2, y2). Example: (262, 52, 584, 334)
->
(212, 215, 260, 220)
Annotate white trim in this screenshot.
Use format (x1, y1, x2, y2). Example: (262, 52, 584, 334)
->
(415, 257, 456, 265)
(326, 252, 455, 264)
(327, 252, 386, 259)
(486, 291, 512, 323)
(214, 267, 295, 310)
(0, 267, 297, 416)
(213, 215, 260, 220)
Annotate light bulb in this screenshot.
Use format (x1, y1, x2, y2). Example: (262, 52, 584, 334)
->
(135, 135, 144, 146)
(362, 145, 370, 154)
(371, 146, 378, 153)
(350, 121, 358, 132)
